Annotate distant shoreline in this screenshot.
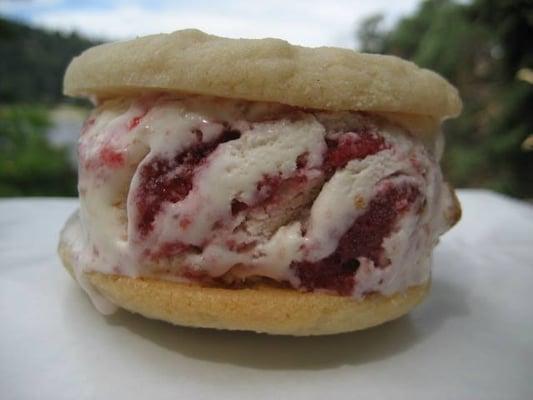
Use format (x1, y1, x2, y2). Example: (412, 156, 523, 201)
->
(47, 104, 88, 168)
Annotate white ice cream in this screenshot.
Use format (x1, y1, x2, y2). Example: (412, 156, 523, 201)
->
(68, 94, 457, 313)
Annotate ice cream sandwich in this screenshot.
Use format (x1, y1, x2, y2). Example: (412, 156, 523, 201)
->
(58, 29, 461, 335)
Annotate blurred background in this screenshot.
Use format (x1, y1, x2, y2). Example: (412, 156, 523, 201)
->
(0, 0, 531, 198)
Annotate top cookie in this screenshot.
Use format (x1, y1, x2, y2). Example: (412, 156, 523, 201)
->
(64, 29, 461, 119)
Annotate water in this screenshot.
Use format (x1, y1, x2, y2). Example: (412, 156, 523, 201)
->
(46, 106, 87, 168)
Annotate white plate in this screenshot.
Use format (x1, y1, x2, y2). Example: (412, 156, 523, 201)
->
(1, 191, 532, 399)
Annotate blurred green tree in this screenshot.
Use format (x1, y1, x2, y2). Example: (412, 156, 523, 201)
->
(0, 105, 77, 196)
(358, 0, 533, 198)
(0, 17, 93, 197)
(0, 17, 96, 104)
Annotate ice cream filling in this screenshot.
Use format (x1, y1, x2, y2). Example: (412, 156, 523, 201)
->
(291, 181, 420, 295)
(136, 128, 241, 239)
(72, 93, 458, 313)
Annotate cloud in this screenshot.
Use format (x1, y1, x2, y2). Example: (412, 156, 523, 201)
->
(7, 0, 421, 48)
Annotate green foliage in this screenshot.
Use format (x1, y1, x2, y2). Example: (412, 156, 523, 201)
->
(357, 15, 387, 54)
(0, 105, 77, 196)
(0, 18, 91, 197)
(358, 0, 533, 198)
(0, 17, 96, 104)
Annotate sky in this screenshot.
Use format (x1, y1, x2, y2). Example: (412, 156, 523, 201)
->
(0, 0, 422, 48)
